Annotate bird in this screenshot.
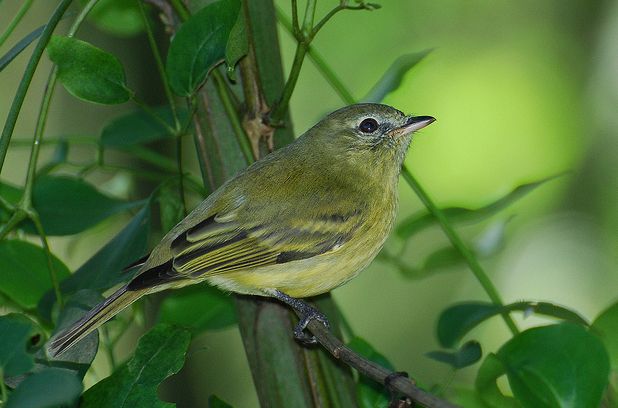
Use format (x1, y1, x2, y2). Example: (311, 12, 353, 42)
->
(48, 103, 435, 357)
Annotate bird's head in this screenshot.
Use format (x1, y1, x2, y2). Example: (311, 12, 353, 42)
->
(306, 103, 435, 172)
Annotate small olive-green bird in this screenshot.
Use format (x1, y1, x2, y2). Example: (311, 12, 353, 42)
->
(48, 103, 434, 356)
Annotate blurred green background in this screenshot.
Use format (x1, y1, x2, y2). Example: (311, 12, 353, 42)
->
(1, 0, 617, 406)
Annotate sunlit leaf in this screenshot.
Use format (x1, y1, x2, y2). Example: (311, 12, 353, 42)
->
(5, 368, 82, 408)
(158, 285, 236, 333)
(478, 324, 609, 408)
(47, 35, 132, 104)
(81, 324, 191, 408)
(438, 301, 589, 348)
(166, 0, 241, 96)
(29, 175, 144, 236)
(348, 337, 393, 408)
(426, 341, 482, 369)
(225, 9, 248, 80)
(38, 203, 151, 321)
(362, 50, 431, 103)
(82, 0, 144, 37)
(396, 175, 562, 239)
(101, 106, 188, 147)
(0, 26, 44, 72)
(0, 240, 70, 309)
(592, 301, 618, 370)
(0, 314, 40, 377)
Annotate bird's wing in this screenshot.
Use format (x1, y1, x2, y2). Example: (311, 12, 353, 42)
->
(127, 201, 364, 290)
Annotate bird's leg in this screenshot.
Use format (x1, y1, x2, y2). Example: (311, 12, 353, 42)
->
(272, 290, 330, 345)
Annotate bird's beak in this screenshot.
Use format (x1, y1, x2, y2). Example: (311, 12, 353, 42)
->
(388, 115, 436, 137)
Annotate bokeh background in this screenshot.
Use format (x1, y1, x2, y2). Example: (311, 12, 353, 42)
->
(1, 0, 617, 406)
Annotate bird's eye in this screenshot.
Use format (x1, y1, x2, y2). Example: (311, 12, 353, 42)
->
(359, 118, 379, 133)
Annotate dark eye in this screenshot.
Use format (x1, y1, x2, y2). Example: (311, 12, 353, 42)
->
(359, 118, 379, 133)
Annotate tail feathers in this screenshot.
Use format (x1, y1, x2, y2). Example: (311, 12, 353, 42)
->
(47, 286, 142, 357)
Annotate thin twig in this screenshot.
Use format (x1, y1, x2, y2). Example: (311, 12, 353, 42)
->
(305, 319, 460, 408)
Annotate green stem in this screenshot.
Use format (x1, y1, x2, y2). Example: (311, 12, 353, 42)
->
(0, 0, 33, 48)
(0, 0, 73, 173)
(301, 0, 317, 34)
(169, 0, 190, 21)
(212, 70, 255, 163)
(30, 214, 63, 307)
(401, 166, 519, 335)
(269, 41, 307, 124)
(0, 367, 7, 405)
(0, 211, 26, 241)
(131, 96, 176, 135)
(276, 8, 355, 105)
(137, 0, 180, 131)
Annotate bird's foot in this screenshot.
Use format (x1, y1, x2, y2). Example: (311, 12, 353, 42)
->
(272, 290, 330, 345)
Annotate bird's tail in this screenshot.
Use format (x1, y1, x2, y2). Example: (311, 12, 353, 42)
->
(47, 285, 143, 357)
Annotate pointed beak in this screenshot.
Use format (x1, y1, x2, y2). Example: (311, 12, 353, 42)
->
(388, 115, 436, 137)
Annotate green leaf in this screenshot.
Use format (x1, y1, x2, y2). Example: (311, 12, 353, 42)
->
(47, 35, 132, 104)
(6, 291, 103, 390)
(157, 182, 185, 233)
(29, 175, 143, 236)
(348, 337, 394, 408)
(82, 0, 145, 37)
(225, 9, 248, 80)
(0, 180, 21, 222)
(488, 324, 609, 408)
(475, 353, 518, 408)
(437, 301, 589, 348)
(0, 26, 44, 73)
(592, 301, 618, 370)
(396, 175, 561, 239)
(38, 203, 151, 321)
(0, 240, 70, 309)
(209, 395, 233, 408)
(158, 285, 236, 333)
(0, 314, 40, 377)
(101, 106, 188, 147)
(426, 341, 482, 369)
(166, 0, 242, 96)
(5, 367, 82, 408)
(362, 50, 431, 103)
(81, 324, 191, 408)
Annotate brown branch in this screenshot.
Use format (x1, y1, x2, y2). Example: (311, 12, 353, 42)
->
(305, 318, 461, 408)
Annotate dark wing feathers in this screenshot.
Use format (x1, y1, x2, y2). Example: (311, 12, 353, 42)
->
(127, 208, 362, 291)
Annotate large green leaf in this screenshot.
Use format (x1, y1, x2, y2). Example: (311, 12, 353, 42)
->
(81, 324, 191, 407)
(478, 324, 610, 408)
(396, 175, 561, 239)
(82, 0, 144, 37)
(592, 301, 618, 370)
(5, 367, 82, 408)
(347, 337, 394, 408)
(101, 106, 188, 147)
(0, 240, 70, 309)
(38, 203, 151, 321)
(166, 0, 241, 96)
(0, 314, 40, 377)
(475, 354, 518, 408)
(47, 35, 132, 104)
(426, 340, 482, 369)
(362, 50, 431, 103)
(158, 285, 236, 333)
(30, 175, 143, 236)
(437, 301, 589, 348)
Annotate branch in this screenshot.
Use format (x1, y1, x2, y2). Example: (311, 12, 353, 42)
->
(306, 318, 460, 408)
